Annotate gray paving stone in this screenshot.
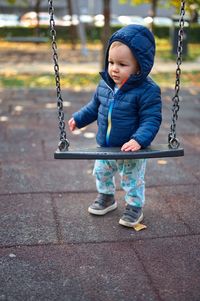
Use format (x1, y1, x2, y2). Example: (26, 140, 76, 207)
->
(156, 184, 200, 234)
(181, 134, 200, 154)
(0, 160, 96, 194)
(0, 243, 160, 301)
(0, 193, 58, 246)
(0, 139, 44, 162)
(156, 183, 200, 205)
(145, 157, 198, 187)
(179, 154, 200, 180)
(134, 236, 200, 301)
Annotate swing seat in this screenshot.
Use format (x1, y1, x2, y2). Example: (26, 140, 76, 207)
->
(54, 144, 184, 160)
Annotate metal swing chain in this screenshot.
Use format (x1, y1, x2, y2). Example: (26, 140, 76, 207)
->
(168, 0, 185, 149)
(48, 0, 69, 151)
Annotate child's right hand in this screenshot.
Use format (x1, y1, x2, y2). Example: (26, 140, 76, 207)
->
(68, 117, 77, 131)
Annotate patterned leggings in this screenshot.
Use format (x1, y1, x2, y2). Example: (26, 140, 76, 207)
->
(93, 159, 146, 207)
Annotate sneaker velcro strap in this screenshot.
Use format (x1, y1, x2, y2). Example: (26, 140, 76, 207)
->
(94, 198, 106, 206)
(124, 206, 141, 219)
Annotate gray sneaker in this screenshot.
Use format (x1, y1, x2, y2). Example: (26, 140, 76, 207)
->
(119, 204, 143, 227)
(88, 193, 117, 215)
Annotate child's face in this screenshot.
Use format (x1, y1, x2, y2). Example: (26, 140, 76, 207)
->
(108, 43, 139, 88)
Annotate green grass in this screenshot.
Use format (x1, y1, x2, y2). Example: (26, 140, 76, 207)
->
(1, 71, 200, 89)
(152, 71, 200, 87)
(156, 39, 200, 61)
(0, 74, 99, 89)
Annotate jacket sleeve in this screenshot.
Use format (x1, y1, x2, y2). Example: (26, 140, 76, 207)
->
(131, 84, 162, 148)
(72, 88, 100, 129)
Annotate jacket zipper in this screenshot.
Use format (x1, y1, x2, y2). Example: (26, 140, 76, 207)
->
(104, 83, 115, 146)
(106, 99, 115, 146)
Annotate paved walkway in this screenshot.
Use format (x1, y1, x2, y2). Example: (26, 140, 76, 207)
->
(0, 82, 200, 300)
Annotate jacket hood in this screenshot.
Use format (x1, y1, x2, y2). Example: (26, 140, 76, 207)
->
(101, 24, 156, 89)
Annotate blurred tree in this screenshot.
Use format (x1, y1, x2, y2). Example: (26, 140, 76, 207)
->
(170, 0, 200, 11)
(6, 0, 28, 4)
(119, 0, 158, 19)
(35, 0, 41, 36)
(189, 4, 199, 23)
(176, 0, 200, 23)
(101, 0, 111, 68)
(73, 0, 88, 56)
(66, 0, 77, 49)
(165, 0, 200, 23)
(119, 0, 200, 22)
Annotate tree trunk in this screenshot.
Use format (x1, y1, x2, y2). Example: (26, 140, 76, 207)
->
(66, 0, 77, 50)
(35, 0, 40, 37)
(190, 5, 198, 23)
(73, 0, 88, 56)
(150, 0, 158, 18)
(101, 0, 111, 69)
(148, 0, 158, 32)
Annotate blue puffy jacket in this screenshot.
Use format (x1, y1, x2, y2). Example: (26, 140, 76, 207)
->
(73, 24, 162, 148)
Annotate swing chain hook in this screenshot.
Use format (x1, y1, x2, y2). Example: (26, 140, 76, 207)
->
(48, 0, 69, 151)
(168, 0, 185, 149)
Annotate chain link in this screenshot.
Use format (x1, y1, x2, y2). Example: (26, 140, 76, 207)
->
(168, 0, 185, 149)
(48, 0, 69, 151)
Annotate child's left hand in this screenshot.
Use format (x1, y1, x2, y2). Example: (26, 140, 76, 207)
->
(121, 139, 141, 152)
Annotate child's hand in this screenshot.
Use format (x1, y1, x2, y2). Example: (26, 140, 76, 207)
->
(121, 139, 141, 152)
(68, 117, 77, 131)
